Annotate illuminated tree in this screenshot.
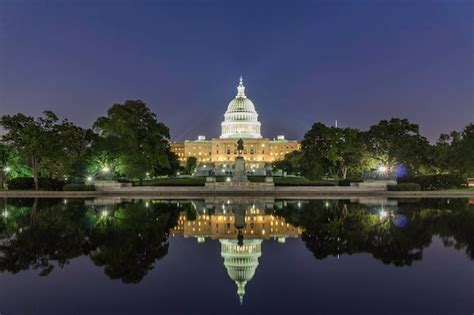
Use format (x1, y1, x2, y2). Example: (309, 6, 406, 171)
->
(93, 100, 177, 180)
(365, 118, 431, 174)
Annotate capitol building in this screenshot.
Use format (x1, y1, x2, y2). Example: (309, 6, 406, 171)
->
(171, 77, 300, 175)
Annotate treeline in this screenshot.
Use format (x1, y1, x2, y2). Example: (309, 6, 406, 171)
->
(274, 118, 474, 181)
(0, 100, 179, 190)
(1, 104, 473, 190)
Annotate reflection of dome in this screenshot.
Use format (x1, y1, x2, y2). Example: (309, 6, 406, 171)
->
(220, 77, 262, 139)
(220, 239, 262, 304)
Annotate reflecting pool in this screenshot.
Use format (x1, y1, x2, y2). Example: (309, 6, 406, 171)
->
(0, 197, 473, 314)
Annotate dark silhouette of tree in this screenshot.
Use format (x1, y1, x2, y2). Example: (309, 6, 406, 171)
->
(277, 198, 474, 266)
(0, 199, 90, 275)
(88, 201, 180, 283)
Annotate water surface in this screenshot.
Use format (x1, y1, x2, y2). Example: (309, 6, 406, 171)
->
(0, 197, 473, 314)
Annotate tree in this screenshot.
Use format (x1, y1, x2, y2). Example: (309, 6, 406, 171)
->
(51, 120, 96, 179)
(436, 123, 474, 177)
(365, 118, 431, 175)
(185, 156, 197, 174)
(93, 100, 174, 180)
(0, 143, 13, 189)
(300, 123, 369, 179)
(273, 151, 302, 175)
(0, 112, 93, 188)
(0, 112, 60, 189)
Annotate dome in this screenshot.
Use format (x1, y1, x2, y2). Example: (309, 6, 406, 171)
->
(220, 77, 262, 139)
(226, 96, 256, 113)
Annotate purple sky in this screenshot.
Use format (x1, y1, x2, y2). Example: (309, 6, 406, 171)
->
(0, 1, 473, 142)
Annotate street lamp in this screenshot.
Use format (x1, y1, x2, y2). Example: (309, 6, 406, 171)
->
(377, 165, 388, 174)
(379, 209, 388, 220)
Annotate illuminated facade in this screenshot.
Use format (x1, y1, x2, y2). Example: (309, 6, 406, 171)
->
(170, 77, 300, 174)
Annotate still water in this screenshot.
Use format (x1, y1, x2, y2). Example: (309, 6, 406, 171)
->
(0, 197, 473, 315)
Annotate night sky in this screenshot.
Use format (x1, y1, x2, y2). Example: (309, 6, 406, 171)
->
(0, 1, 472, 142)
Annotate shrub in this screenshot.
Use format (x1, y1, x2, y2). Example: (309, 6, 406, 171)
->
(274, 177, 337, 186)
(387, 183, 422, 191)
(135, 177, 206, 186)
(398, 175, 466, 190)
(248, 176, 266, 183)
(40, 178, 66, 191)
(63, 184, 96, 191)
(7, 177, 65, 190)
(338, 179, 363, 186)
(117, 178, 134, 184)
(7, 177, 35, 190)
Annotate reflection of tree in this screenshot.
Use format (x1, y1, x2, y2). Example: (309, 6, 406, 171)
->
(0, 199, 90, 275)
(0, 199, 180, 283)
(88, 201, 179, 283)
(278, 199, 474, 266)
(398, 199, 474, 260)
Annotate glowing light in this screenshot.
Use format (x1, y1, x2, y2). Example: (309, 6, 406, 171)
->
(226, 177, 231, 182)
(146, 172, 150, 177)
(2, 210, 8, 218)
(325, 201, 330, 208)
(102, 166, 110, 173)
(3, 166, 11, 173)
(145, 201, 149, 208)
(101, 210, 108, 218)
(86, 176, 93, 182)
(378, 165, 388, 173)
(379, 210, 388, 220)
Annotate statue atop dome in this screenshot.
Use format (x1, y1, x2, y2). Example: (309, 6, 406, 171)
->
(237, 75, 246, 97)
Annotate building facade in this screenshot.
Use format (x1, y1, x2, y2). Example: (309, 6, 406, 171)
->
(171, 77, 300, 175)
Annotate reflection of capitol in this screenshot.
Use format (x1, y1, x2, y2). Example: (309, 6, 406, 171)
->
(172, 197, 301, 241)
(172, 198, 301, 304)
(221, 239, 262, 304)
